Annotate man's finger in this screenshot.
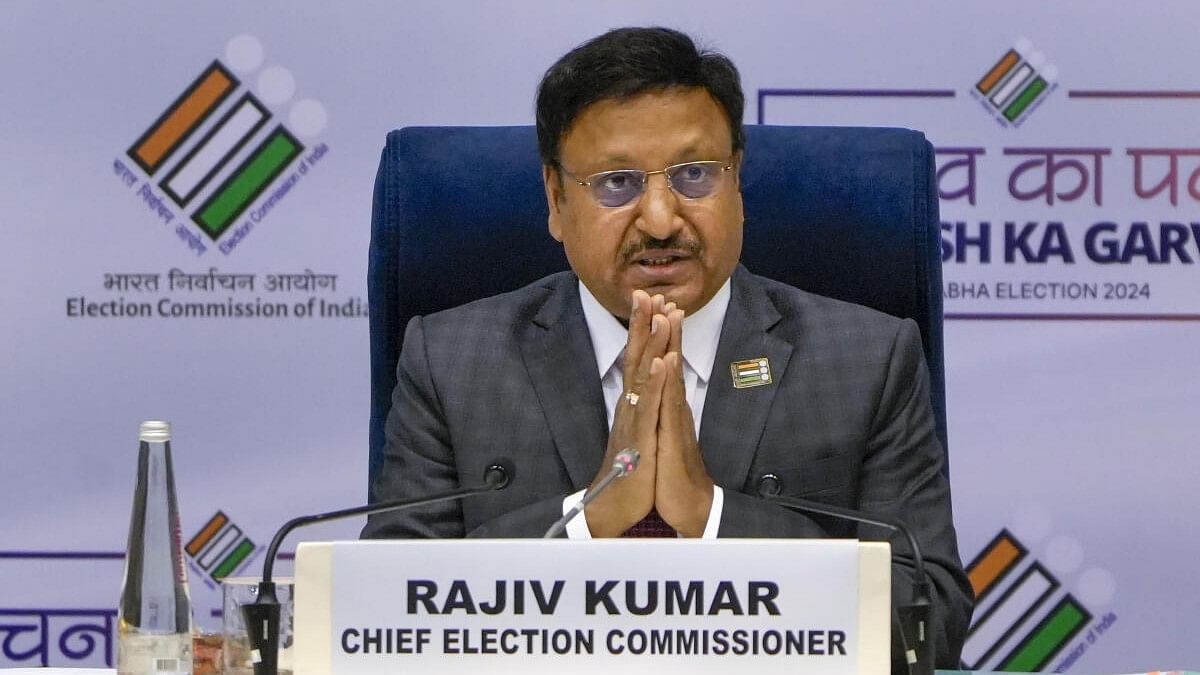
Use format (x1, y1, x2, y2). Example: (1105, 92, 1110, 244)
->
(622, 290, 652, 374)
(654, 356, 684, 489)
(667, 308, 684, 355)
(631, 313, 669, 390)
(657, 351, 699, 469)
(634, 355, 667, 442)
(661, 350, 686, 410)
(613, 291, 648, 437)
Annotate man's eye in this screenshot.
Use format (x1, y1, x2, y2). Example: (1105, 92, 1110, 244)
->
(600, 172, 637, 191)
(679, 164, 708, 181)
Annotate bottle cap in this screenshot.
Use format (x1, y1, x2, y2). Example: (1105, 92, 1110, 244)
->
(138, 420, 171, 443)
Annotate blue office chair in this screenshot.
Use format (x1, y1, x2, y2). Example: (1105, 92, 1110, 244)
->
(367, 125, 945, 499)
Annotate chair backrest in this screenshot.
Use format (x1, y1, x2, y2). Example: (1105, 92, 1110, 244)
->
(368, 125, 946, 498)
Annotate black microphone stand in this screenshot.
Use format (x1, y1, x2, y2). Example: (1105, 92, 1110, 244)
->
(242, 462, 512, 675)
(760, 483, 934, 675)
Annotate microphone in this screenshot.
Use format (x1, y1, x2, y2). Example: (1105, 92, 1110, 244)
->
(543, 448, 639, 538)
(242, 459, 514, 675)
(756, 474, 934, 675)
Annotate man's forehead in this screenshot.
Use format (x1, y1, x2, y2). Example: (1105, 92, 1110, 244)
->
(582, 140, 714, 167)
(559, 89, 732, 167)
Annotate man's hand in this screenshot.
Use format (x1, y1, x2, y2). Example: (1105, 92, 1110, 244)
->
(655, 345, 715, 538)
(583, 290, 670, 537)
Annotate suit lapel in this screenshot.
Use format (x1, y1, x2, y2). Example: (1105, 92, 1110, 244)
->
(519, 276, 609, 489)
(699, 267, 793, 490)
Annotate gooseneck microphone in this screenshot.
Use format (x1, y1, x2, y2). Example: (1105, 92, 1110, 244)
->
(756, 474, 934, 675)
(242, 459, 514, 675)
(543, 448, 640, 538)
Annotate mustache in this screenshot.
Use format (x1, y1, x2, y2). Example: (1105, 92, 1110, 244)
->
(620, 235, 703, 262)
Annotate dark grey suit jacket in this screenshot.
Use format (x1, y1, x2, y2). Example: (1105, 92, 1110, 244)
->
(363, 265, 972, 666)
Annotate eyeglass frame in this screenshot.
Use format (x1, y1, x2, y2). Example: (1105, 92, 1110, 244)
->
(555, 159, 735, 208)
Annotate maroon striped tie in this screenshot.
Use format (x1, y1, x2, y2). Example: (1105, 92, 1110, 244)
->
(622, 509, 677, 537)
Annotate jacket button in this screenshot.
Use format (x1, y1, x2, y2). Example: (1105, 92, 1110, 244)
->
(757, 473, 782, 497)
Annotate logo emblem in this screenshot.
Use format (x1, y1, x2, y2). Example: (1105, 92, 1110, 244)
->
(962, 529, 1113, 672)
(973, 38, 1058, 127)
(115, 35, 328, 256)
(185, 511, 257, 588)
(731, 358, 772, 389)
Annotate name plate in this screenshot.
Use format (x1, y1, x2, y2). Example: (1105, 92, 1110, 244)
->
(295, 539, 890, 675)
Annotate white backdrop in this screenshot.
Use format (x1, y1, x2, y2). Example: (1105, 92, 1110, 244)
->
(1, 2, 1197, 672)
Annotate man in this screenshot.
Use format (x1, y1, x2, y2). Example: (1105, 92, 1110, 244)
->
(364, 26, 971, 666)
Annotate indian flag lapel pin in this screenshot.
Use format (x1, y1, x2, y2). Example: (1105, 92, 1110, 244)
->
(731, 357, 772, 389)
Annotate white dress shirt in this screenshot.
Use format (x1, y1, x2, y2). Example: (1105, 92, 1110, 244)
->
(562, 279, 731, 538)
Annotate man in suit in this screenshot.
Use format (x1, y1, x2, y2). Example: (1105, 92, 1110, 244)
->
(363, 26, 971, 666)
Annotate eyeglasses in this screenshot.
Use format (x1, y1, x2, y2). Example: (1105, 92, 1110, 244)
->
(560, 160, 733, 208)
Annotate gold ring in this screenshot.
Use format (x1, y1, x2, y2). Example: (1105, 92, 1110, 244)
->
(624, 391, 640, 406)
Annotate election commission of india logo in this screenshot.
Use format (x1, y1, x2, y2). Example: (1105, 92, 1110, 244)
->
(961, 526, 1118, 672)
(972, 38, 1058, 128)
(112, 35, 330, 256)
(184, 511, 257, 588)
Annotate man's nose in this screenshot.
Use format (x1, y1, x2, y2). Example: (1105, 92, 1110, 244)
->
(633, 173, 684, 240)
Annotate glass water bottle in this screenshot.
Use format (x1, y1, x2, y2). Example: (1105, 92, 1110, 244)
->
(117, 420, 193, 675)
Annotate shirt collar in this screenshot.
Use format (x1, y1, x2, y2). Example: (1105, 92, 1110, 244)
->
(578, 278, 732, 384)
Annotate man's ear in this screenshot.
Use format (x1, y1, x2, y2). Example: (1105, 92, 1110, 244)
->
(543, 163, 566, 242)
